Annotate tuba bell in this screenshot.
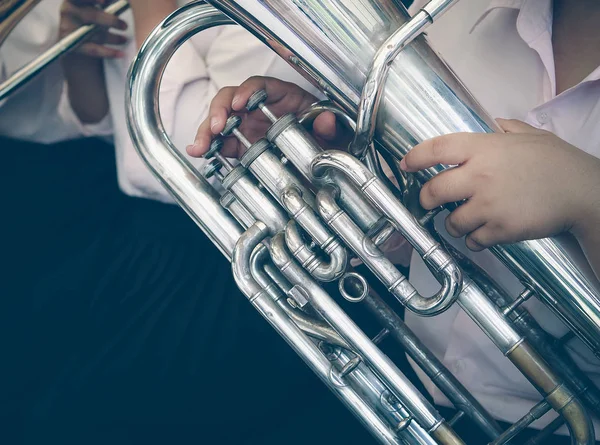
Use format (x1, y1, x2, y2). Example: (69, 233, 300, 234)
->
(125, 1, 600, 443)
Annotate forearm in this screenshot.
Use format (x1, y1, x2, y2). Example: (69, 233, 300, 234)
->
(62, 53, 109, 124)
(129, 0, 178, 48)
(571, 168, 600, 280)
(574, 203, 600, 281)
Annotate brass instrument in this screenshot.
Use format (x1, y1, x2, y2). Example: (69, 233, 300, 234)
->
(125, 1, 600, 443)
(0, 0, 129, 101)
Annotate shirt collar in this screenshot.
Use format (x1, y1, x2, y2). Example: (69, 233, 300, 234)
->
(471, 0, 557, 98)
(470, 0, 552, 42)
(470, 0, 600, 90)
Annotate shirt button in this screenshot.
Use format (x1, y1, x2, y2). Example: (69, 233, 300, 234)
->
(536, 111, 549, 125)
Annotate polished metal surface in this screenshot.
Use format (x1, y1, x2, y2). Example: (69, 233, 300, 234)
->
(126, 4, 435, 443)
(232, 224, 403, 444)
(349, 0, 458, 157)
(0, 0, 129, 100)
(269, 231, 456, 439)
(126, 1, 600, 443)
(127, 4, 241, 259)
(207, 0, 600, 356)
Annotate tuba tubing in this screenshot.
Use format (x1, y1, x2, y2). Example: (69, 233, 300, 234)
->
(126, 1, 598, 444)
(206, 0, 600, 359)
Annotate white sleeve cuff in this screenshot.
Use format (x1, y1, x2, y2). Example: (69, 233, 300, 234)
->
(58, 81, 114, 138)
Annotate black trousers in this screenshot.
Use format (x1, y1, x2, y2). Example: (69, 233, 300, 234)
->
(0, 137, 583, 444)
(1, 137, 374, 444)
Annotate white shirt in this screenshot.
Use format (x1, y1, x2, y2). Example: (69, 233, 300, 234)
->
(105, 6, 318, 203)
(0, 0, 112, 143)
(406, 0, 600, 433)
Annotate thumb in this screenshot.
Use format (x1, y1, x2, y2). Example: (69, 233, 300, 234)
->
(496, 118, 547, 134)
(312, 111, 338, 141)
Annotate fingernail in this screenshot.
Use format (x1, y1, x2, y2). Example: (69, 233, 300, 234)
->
(231, 95, 241, 108)
(186, 144, 201, 156)
(399, 158, 407, 170)
(210, 117, 220, 132)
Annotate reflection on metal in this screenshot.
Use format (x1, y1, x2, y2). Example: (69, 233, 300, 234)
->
(126, 1, 600, 443)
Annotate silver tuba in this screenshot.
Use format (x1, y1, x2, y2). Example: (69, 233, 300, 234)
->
(126, 1, 600, 443)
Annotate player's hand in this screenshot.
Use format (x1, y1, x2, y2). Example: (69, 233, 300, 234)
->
(59, 0, 128, 58)
(401, 119, 600, 251)
(188, 76, 344, 158)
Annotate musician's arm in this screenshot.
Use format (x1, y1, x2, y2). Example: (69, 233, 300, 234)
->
(128, 0, 177, 48)
(572, 196, 600, 280)
(400, 118, 600, 280)
(59, 0, 128, 124)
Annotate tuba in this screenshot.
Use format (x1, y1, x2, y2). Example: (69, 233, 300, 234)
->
(126, 1, 600, 443)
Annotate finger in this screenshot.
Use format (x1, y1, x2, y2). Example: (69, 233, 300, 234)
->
(71, 6, 128, 29)
(465, 225, 497, 252)
(190, 87, 238, 156)
(231, 76, 313, 112)
(78, 42, 124, 58)
(313, 111, 337, 141)
(186, 138, 240, 158)
(400, 133, 483, 172)
(69, 0, 107, 6)
(419, 166, 474, 210)
(444, 200, 486, 238)
(496, 118, 546, 135)
(92, 31, 128, 45)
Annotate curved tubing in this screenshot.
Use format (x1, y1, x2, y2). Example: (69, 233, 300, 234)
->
(126, 4, 241, 259)
(232, 223, 404, 444)
(312, 150, 461, 315)
(317, 184, 455, 316)
(449, 240, 600, 417)
(269, 232, 464, 445)
(281, 187, 347, 282)
(349, 0, 457, 158)
(507, 343, 594, 445)
(360, 292, 502, 439)
(249, 245, 349, 349)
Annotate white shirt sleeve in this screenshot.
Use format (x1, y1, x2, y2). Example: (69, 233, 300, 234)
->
(0, 0, 114, 143)
(109, 25, 219, 203)
(112, 25, 320, 203)
(56, 80, 114, 138)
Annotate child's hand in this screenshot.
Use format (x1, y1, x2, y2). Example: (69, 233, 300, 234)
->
(400, 119, 600, 251)
(188, 76, 341, 159)
(59, 0, 128, 58)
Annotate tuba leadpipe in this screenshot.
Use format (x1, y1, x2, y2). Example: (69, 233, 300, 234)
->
(126, 1, 599, 444)
(0, 0, 129, 101)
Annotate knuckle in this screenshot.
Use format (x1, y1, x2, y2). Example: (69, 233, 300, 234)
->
(429, 136, 448, 159)
(60, 2, 72, 14)
(425, 180, 441, 200)
(445, 213, 463, 237)
(467, 233, 487, 250)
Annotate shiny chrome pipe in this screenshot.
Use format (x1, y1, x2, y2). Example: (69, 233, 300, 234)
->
(206, 0, 600, 358)
(269, 231, 464, 445)
(314, 154, 462, 315)
(126, 4, 434, 443)
(232, 223, 403, 444)
(250, 245, 437, 445)
(0, 0, 129, 101)
(126, 1, 599, 443)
